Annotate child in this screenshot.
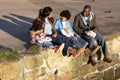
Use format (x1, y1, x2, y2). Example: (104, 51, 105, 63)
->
(29, 18, 64, 53)
(55, 10, 89, 57)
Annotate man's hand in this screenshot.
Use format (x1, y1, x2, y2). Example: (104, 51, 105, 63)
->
(76, 34, 80, 38)
(92, 29, 97, 33)
(52, 33, 58, 37)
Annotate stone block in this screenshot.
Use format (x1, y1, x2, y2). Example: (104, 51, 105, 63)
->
(82, 54, 89, 63)
(23, 54, 43, 69)
(25, 67, 46, 80)
(115, 66, 120, 79)
(86, 72, 103, 80)
(0, 61, 22, 80)
(81, 64, 97, 76)
(97, 61, 112, 71)
(43, 50, 62, 59)
(47, 56, 74, 69)
(43, 74, 56, 80)
(103, 68, 115, 80)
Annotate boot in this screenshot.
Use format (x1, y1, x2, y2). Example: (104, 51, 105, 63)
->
(74, 48, 85, 58)
(90, 57, 97, 66)
(85, 45, 101, 57)
(103, 56, 112, 63)
(69, 48, 77, 56)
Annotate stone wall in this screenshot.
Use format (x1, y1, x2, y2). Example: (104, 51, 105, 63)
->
(0, 34, 120, 80)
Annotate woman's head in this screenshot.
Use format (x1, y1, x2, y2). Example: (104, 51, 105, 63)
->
(60, 10, 71, 21)
(83, 5, 91, 17)
(39, 7, 53, 18)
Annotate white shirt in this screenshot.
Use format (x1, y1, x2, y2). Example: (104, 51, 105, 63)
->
(62, 21, 67, 28)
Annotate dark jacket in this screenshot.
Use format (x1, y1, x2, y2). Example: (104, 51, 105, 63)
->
(73, 12, 98, 35)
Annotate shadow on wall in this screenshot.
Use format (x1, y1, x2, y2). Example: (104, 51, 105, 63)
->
(0, 13, 34, 49)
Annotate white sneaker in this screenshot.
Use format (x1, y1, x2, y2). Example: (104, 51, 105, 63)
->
(56, 43, 65, 53)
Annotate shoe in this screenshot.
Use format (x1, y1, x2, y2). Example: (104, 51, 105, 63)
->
(69, 48, 77, 56)
(90, 45, 101, 55)
(74, 48, 85, 58)
(90, 57, 97, 66)
(55, 43, 65, 53)
(85, 45, 101, 56)
(103, 56, 112, 63)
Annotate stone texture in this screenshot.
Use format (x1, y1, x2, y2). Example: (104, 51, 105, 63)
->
(97, 61, 111, 71)
(0, 61, 22, 80)
(25, 67, 46, 80)
(43, 50, 62, 59)
(60, 71, 75, 80)
(23, 54, 43, 69)
(115, 66, 120, 79)
(81, 64, 97, 76)
(86, 72, 104, 80)
(103, 68, 115, 80)
(107, 37, 120, 53)
(82, 54, 89, 63)
(46, 56, 73, 69)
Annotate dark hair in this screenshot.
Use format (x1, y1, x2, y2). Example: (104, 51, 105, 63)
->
(83, 5, 91, 12)
(39, 7, 53, 18)
(60, 10, 71, 20)
(31, 18, 45, 31)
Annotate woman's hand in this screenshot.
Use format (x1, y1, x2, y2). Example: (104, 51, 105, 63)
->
(52, 33, 58, 37)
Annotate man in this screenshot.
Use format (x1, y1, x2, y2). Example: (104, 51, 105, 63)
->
(73, 5, 112, 65)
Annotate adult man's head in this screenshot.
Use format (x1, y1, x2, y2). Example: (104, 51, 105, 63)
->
(83, 5, 91, 17)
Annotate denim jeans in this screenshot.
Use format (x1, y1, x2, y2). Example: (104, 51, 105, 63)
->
(51, 35, 87, 55)
(81, 33, 108, 58)
(41, 41, 53, 48)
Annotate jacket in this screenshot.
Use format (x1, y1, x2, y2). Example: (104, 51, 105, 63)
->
(55, 18, 76, 35)
(73, 12, 98, 35)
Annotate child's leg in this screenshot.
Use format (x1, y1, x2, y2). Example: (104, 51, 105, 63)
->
(42, 41, 53, 48)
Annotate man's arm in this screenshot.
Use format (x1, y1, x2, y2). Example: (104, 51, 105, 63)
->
(73, 15, 83, 36)
(92, 15, 99, 32)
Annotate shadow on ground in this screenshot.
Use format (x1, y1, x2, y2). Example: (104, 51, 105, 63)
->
(0, 13, 34, 49)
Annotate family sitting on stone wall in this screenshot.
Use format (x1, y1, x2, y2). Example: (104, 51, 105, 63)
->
(28, 5, 112, 66)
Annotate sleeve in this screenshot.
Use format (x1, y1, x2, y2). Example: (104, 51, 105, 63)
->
(92, 15, 99, 31)
(54, 20, 62, 33)
(73, 15, 83, 35)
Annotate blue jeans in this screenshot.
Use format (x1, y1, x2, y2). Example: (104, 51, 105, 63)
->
(51, 35, 87, 55)
(68, 36, 87, 49)
(81, 33, 108, 58)
(41, 41, 53, 48)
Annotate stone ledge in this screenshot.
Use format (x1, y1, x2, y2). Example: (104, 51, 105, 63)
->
(0, 34, 120, 80)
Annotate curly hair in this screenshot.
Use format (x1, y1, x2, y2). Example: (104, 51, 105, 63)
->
(83, 5, 91, 12)
(60, 10, 71, 20)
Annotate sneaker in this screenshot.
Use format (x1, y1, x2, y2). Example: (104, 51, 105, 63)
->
(103, 56, 112, 63)
(55, 43, 65, 53)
